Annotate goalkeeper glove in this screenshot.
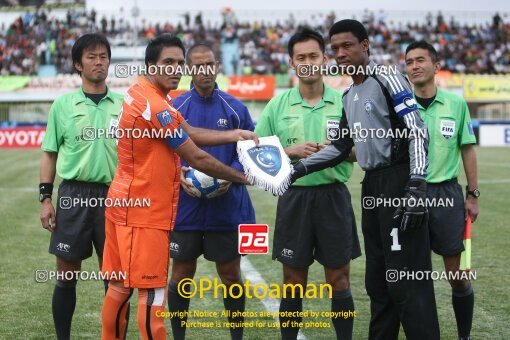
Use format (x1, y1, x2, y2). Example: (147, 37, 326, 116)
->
(393, 178, 428, 232)
(290, 160, 307, 184)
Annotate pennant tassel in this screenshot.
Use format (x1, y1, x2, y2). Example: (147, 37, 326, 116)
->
(237, 136, 293, 196)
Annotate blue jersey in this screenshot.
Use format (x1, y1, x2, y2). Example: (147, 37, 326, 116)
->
(173, 84, 256, 231)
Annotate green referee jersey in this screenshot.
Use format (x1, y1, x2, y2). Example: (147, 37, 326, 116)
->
(255, 84, 353, 186)
(416, 87, 477, 184)
(41, 87, 124, 184)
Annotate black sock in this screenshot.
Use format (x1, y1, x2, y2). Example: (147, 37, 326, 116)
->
(331, 289, 355, 340)
(168, 280, 191, 340)
(452, 284, 474, 339)
(123, 302, 131, 340)
(279, 297, 303, 340)
(223, 283, 246, 340)
(52, 280, 77, 340)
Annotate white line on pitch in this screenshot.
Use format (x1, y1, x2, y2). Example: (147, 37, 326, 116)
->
(478, 179, 510, 184)
(481, 162, 510, 168)
(0, 187, 37, 191)
(240, 257, 307, 340)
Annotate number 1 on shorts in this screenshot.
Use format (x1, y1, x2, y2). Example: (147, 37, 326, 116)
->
(390, 228, 401, 251)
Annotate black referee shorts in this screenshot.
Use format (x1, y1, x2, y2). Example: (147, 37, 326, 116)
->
(272, 182, 361, 268)
(427, 178, 465, 256)
(169, 230, 240, 263)
(49, 180, 109, 262)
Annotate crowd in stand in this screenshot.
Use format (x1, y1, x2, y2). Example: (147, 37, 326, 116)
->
(0, 7, 508, 76)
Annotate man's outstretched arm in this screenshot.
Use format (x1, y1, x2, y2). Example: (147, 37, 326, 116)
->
(292, 113, 354, 181)
(180, 119, 259, 146)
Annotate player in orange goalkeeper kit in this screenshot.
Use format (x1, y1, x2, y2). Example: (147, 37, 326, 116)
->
(101, 34, 257, 340)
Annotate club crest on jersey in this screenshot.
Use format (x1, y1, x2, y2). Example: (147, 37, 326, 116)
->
(247, 145, 282, 177)
(327, 120, 340, 140)
(156, 110, 173, 126)
(364, 99, 374, 114)
(440, 120, 456, 139)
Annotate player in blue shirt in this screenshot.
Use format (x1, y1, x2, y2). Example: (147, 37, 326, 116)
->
(167, 44, 256, 340)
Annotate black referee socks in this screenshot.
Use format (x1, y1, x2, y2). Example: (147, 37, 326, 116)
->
(331, 288, 355, 340)
(279, 296, 303, 340)
(223, 283, 246, 340)
(168, 280, 190, 340)
(52, 280, 77, 340)
(452, 283, 474, 339)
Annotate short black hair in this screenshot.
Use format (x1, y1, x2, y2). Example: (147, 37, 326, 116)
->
(405, 40, 438, 62)
(287, 28, 325, 57)
(329, 19, 368, 42)
(329, 19, 369, 56)
(145, 34, 186, 67)
(72, 33, 111, 74)
(186, 43, 215, 64)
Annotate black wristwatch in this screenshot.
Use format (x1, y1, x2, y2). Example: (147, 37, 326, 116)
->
(39, 194, 52, 202)
(466, 186, 480, 199)
(39, 183, 53, 202)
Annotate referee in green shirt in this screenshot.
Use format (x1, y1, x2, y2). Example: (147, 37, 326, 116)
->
(405, 41, 479, 340)
(255, 28, 361, 340)
(39, 34, 124, 340)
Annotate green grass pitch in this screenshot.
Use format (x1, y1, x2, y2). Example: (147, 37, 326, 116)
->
(0, 147, 508, 339)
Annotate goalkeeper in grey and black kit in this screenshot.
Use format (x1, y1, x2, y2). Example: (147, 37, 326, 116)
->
(290, 20, 440, 340)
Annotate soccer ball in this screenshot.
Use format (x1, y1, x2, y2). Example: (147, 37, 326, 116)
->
(184, 167, 223, 199)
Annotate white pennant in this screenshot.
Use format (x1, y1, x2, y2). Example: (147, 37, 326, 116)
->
(237, 136, 292, 196)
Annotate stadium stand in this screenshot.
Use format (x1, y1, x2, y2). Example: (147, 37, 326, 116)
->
(1, 8, 509, 76)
